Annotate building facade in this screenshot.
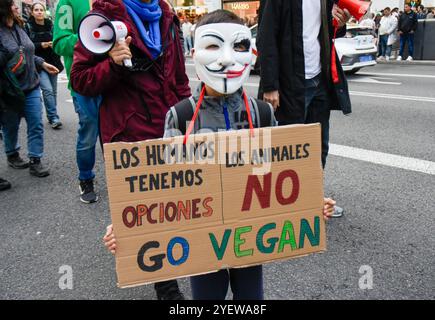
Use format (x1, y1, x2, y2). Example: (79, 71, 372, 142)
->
(222, 0, 259, 25)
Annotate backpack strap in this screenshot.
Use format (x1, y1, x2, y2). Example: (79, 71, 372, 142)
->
(172, 97, 196, 134)
(249, 97, 273, 128)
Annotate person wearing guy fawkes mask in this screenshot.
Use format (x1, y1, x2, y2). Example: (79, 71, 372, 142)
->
(103, 9, 337, 300)
(161, 10, 337, 300)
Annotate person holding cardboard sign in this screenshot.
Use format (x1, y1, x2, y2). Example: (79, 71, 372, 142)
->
(103, 10, 337, 300)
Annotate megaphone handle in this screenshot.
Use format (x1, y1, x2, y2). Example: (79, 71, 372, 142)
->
(118, 38, 132, 68)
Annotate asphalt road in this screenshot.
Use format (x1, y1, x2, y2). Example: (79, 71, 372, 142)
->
(0, 62, 434, 300)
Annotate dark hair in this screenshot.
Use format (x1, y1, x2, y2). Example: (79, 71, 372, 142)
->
(195, 9, 244, 31)
(384, 7, 391, 11)
(0, 0, 23, 27)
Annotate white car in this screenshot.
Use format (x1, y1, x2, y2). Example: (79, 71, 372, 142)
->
(250, 24, 377, 74)
(335, 25, 377, 74)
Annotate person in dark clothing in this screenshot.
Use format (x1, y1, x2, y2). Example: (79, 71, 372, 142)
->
(397, 4, 418, 61)
(0, 41, 12, 191)
(416, 5, 427, 20)
(0, 0, 59, 177)
(25, 2, 64, 129)
(71, 0, 190, 301)
(257, 0, 351, 218)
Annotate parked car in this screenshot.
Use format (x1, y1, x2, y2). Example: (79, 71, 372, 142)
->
(250, 24, 376, 75)
(335, 25, 377, 74)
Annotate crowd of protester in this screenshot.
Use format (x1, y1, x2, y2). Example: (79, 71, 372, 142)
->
(362, 4, 434, 62)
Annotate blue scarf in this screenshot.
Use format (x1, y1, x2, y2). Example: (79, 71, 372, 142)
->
(123, 0, 162, 59)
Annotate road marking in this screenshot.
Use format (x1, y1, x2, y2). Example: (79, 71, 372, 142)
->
(348, 76, 401, 85)
(66, 99, 73, 103)
(330, 144, 435, 175)
(349, 91, 435, 103)
(358, 72, 435, 79)
(189, 78, 435, 101)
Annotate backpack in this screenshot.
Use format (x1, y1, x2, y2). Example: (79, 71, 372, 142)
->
(0, 25, 25, 114)
(172, 96, 273, 135)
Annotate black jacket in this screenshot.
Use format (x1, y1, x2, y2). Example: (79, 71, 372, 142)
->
(257, 0, 351, 125)
(0, 41, 8, 111)
(25, 17, 64, 72)
(398, 11, 418, 33)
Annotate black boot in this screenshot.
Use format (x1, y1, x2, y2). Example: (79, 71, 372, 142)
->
(7, 152, 29, 169)
(154, 280, 185, 300)
(0, 178, 11, 191)
(29, 158, 50, 177)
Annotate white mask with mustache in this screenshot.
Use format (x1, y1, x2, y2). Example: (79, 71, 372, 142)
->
(194, 23, 253, 95)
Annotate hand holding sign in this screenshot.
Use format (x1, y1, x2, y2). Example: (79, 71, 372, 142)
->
(104, 124, 327, 287)
(103, 224, 116, 255)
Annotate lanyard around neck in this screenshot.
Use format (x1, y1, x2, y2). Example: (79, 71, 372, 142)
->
(183, 86, 255, 145)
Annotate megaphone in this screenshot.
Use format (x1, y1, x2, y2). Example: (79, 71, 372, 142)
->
(78, 13, 132, 68)
(334, 0, 371, 24)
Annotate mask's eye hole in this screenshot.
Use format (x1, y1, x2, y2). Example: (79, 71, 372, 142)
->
(234, 39, 251, 52)
(206, 44, 220, 50)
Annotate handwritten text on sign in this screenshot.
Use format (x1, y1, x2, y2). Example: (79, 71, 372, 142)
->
(104, 124, 325, 288)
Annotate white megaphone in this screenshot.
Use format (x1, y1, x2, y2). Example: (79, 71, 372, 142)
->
(78, 13, 132, 68)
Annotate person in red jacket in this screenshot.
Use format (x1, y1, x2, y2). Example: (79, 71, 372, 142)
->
(71, 0, 190, 144)
(70, 0, 190, 300)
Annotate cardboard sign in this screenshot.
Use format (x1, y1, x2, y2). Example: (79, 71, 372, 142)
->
(103, 124, 325, 288)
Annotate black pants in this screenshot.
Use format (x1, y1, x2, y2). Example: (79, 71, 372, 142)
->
(190, 265, 263, 300)
(304, 73, 331, 169)
(154, 280, 181, 299)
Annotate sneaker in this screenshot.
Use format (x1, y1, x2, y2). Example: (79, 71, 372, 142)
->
(29, 158, 50, 177)
(155, 280, 185, 300)
(396, 56, 402, 61)
(406, 56, 413, 61)
(79, 179, 99, 203)
(50, 121, 63, 129)
(7, 152, 29, 169)
(376, 56, 385, 62)
(385, 56, 390, 61)
(0, 178, 11, 191)
(331, 206, 344, 218)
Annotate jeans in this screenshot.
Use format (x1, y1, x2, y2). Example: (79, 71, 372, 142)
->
(183, 35, 192, 53)
(190, 265, 263, 300)
(304, 74, 331, 169)
(39, 70, 59, 123)
(399, 33, 414, 57)
(0, 87, 44, 158)
(72, 93, 101, 181)
(379, 34, 388, 56)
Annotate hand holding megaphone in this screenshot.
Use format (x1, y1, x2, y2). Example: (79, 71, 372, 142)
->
(108, 36, 133, 67)
(332, 4, 351, 28)
(78, 13, 133, 68)
(333, 0, 371, 27)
